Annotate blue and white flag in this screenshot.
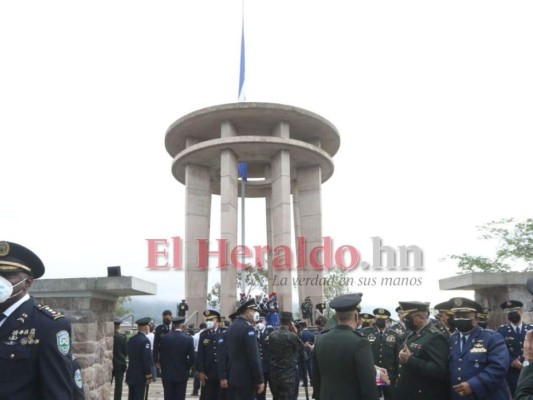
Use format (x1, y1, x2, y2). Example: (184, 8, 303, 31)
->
(238, 13, 246, 102)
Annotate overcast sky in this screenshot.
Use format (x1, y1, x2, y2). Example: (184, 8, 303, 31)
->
(1, 1, 532, 314)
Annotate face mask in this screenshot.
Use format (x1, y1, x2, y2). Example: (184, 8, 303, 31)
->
(206, 321, 215, 330)
(404, 317, 416, 331)
(375, 319, 386, 329)
(253, 312, 260, 323)
(454, 318, 474, 333)
(256, 322, 265, 331)
(508, 312, 521, 324)
(0, 276, 27, 304)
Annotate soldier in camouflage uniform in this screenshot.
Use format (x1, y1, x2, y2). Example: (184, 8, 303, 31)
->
(363, 308, 400, 400)
(267, 311, 304, 400)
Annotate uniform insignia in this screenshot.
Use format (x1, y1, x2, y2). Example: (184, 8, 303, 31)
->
(0, 241, 10, 256)
(56, 330, 70, 355)
(378, 308, 384, 314)
(247, 331, 255, 337)
(454, 298, 463, 307)
(203, 339, 210, 344)
(218, 338, 224, 344)
(145, 343, 150, 349)
(75, 369, 83, 388)
(386, 335, 396, 343)
(37, 304, 64, 320)
(367, 334, 376, 342)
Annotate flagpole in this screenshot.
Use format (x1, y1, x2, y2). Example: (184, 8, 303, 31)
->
(238, 0, 247, 296)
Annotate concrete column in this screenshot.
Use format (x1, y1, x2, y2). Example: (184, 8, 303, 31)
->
(185, 163, 211, 322)
(265, 165, 273, 295)
(292, 180, 303, 307)
(220, 121, 238, 318)
(270, 121, 292, 311)
(296, 165, 324, 313)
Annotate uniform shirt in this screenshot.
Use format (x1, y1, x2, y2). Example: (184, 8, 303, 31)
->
(449, 326, 510, 400)
(0, 295, 74, 399)
(267, 326, 303, 380)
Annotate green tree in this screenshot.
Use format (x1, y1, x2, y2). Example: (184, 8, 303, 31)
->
(207, 282, 221, 309)
(450, 218, 533, 272)
(237, 264, 268, 297)
(115, 296, 132, 318)
(323, 268, 352, 303)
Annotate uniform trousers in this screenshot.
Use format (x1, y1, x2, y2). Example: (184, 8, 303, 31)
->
(228, 385, 255, 400)
(128, 384, 149, 400)
(162, 379, 186, 400)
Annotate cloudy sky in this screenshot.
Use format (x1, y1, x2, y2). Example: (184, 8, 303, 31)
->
(1, 1, 532, 313)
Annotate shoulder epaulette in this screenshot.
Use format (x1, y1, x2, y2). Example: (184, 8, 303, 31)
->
(35, 304, 64, 320)
(427, 324, 440, 334)
(352, 330, 364, 337)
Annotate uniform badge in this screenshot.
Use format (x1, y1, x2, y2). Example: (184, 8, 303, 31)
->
(0, 241, 10, 256)
(454, 298, 463, 307)
(247, 331, 255, 337)
(56, 330, 70, 355)
(367, 334, 376, 343)
(386, 335, 396, 343)
(145, 343, 150, 349)
(75, 369, 83, 388)
(203, 339, 210, 344)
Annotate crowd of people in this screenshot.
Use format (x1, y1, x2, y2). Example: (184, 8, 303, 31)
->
(116, 291, 533, 400)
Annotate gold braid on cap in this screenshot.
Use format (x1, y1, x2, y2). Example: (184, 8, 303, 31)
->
(0, 261, 32, 274)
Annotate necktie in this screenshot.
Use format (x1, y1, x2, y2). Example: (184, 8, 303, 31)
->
(461, 336, 467, 352)
(517, 326, 521, 335)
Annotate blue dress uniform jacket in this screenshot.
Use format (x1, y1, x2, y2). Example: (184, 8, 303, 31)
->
(159, 330, 194, 382)
(126, 332, 153, 400)
(497, 323, 533, 395)
(448, 326, 510, 400)
(197, 327, 226, 380)
(393, 322, 449, 400)
(0, 296, 74, 399)
(225, 316, 264, 388)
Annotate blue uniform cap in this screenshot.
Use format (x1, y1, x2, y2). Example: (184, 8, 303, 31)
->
(172, 317, 185, 325)
(135, 317, 151, 326)
(500, 300, 523, 313)
(236, 299, 260, 315)
(0, 241, 45, 279)
(449, 297, 483, 314)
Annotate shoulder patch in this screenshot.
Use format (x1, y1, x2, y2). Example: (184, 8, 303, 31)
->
(36, 304, 64, 320)
(56, 330, 70, 355)
(247, 331, 256, 337)
(74, 369, 83, 388)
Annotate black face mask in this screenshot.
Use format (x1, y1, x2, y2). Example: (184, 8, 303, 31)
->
(447, 317, 456, 331)
(508, 312, 521, 324)
(454, 319, 474, 333)
(375, 319, 386, 329)
(404, 317, 416, 331)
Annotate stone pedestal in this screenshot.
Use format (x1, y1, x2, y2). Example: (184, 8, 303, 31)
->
(439, 272, 533, 327)
(31, 276, 156, 400)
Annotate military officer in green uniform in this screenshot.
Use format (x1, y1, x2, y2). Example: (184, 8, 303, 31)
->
(477, 307, 491, 329)
(433, 300, 455, 339)
(390, 306, 408, 344)
(393, 301, 449, 400)
(112, 317, 128, 400)
(361, 312, 376, 329)
(363, 308, 400, 400)
(312, 293, 380, 400)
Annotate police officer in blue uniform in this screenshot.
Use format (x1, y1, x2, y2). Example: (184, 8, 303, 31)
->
(448, 297, 510, 399)
(256, 313, 274, 400)
(224, 299, 264, 400)
(159, 317, 194, 400)
(0, 240, 74, 399)
(197, 309, 227, 400)
(126, 317, 154, 400)
(497, 300, 533, 396)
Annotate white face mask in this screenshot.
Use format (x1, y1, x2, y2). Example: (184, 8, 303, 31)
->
(256, 322, 265, 332)
(206, 320, 215, 330)
(252, 312, 260, 323)
(0, 276, 27, 304)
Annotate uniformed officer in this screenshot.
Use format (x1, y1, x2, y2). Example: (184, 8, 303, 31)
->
(497, 300, 533, 396)
(515, 330, 533, 399)
(361, 312, 376, 329)
(393, 301, 449, 400)
(224, 299, 264, 400)
(153, 309, 173, 368)
(197, 309, 227, 400)
(73, 354, 85, 400)
(256, 313, 274, 400)
(312, 293, 380, 400)
(0, 240, 74, 399)
(177, 299, 189, 318)
(478, 307, 491, 330)
(267, 311, 304, 400)
(126, 317, 154, 400)
(390, 306, 408, 343)
(433, 300, 455, 338)
(159, 317, 194, 400)
(112, 317, 128, 400)
(363, 308, 400, 400)
(447, 297, 510, 399)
